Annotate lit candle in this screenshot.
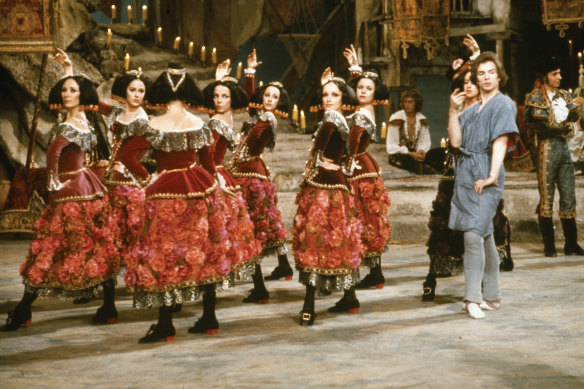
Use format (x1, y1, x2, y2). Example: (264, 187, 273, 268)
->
(156, 27, 162, 44)
(212, 47, 217, 64)
(127, 5, 132, 24)
(106, 28, 112, 48)
(142, 5, 147, 25)
(188, 41, 194, 57)
(380, 122, 387, 139)
(569, 88, 573, 94)
(124, 53, 130, 71)
(440, 137, 446, 148)
(173, 36, 181, 51)
(258, 81, 263, 87)
(236, 62, 242, 79)
(579, 52, 582, 66)
(300, 110, 306, 130)
(201, 46, 206, 62)
(292, 104, 298, 122)
(569, 40, 573, 56)
(111, 5, 116, 22)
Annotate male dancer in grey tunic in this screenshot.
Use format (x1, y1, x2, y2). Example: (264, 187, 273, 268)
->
(447, 52, 519, 319)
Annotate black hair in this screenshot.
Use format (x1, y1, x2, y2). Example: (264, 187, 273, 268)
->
(202, 78, 249, 113)
(311, 78, 358, 112)
(48, 75, 99, 111)
(248, 81, 290, 118)
(111, 71, 151, 104)
(348, 70, 389, 105)
(146, 63, 203, 109)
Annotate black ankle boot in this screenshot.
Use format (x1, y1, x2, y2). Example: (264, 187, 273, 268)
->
(91, 306, 118, 324)
(1, 307, 32, 332)
(300, 285, 316, 326)
(1, 292, 36, 332)
(138, 323, 176, 343)
(244, 264, 270, 303)
(539, 217, 557, 257)
(243, 288, 269, 304)
(561, 218, 584, 255)
(422, 273, 437, 302)
(264, 255, 293, 281)
(355, 270, 385, 289)
(189, 285, 219, 334)
(139, 306, 175, 343)
(328, 288, 360, 313)
(188, 315, 219, 335)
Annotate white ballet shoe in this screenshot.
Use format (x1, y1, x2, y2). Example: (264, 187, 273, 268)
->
(465, 302, 485, 319)
(479, 301, 501, 311)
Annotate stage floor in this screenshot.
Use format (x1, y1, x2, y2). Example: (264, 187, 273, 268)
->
(1, 239, 583, 388)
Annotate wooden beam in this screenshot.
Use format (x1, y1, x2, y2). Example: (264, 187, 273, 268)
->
(449, 23, 506, 37)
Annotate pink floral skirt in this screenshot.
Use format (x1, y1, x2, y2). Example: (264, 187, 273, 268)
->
(234, 177, 288, 254)
(124, 189, 233, 308)
(292, 186, 364, 290)
(222, 191, 263, 279)
(351, 176, 392, 266)
(107, 185, 145, 266)
(20, 196, 119, 299)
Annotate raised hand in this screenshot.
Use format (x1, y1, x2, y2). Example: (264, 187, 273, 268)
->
(450, 88, 466, 111)
(321, 66, 334, 85)
(343, 44, 358, 67)
(215, 59, 232, 80)
(247, 48, 262, 69)
(462, 34, 480, 56)
(52, 48, 73, 76)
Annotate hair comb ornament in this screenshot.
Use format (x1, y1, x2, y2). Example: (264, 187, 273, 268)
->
(165, 70, 186, 92)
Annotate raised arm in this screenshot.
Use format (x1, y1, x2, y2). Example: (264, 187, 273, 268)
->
(447, 88, 466, 148)
(244, 49, 262, 98)
(52, 48, 73, 77)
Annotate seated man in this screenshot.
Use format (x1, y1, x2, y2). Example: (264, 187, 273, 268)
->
(386, 89, 443, 174)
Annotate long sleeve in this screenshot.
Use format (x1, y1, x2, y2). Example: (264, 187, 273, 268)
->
(198, 145, 217, 175)
(310, 122, 335, 158)
(98, 101, 114, 116)
(386, 124, 408, 154)
(417, 121, 431, 153)
(46, 136, 70, 177)
(349, 126, 366, 156)
(244, 68, 255, 99)
(117, 136, 151, 180)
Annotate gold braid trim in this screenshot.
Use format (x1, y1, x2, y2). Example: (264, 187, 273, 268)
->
(559, 211, 577, 218)
(59, 167, 87, 176)
(537, 139, 554, 218)
(146, 181, 218, 200)
(127, 274, 230, 293)
(104, 178, 139, 187)
(347, 170, 382, 183)
(229, 170, 270, 181)
(302, 164, 352, 193)
(52, 191, 105, 204)
(23, 275, 116, 291)
(298, 267, 359, 276)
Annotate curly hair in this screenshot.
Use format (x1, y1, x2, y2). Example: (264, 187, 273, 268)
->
(399, 88, 423, 112)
